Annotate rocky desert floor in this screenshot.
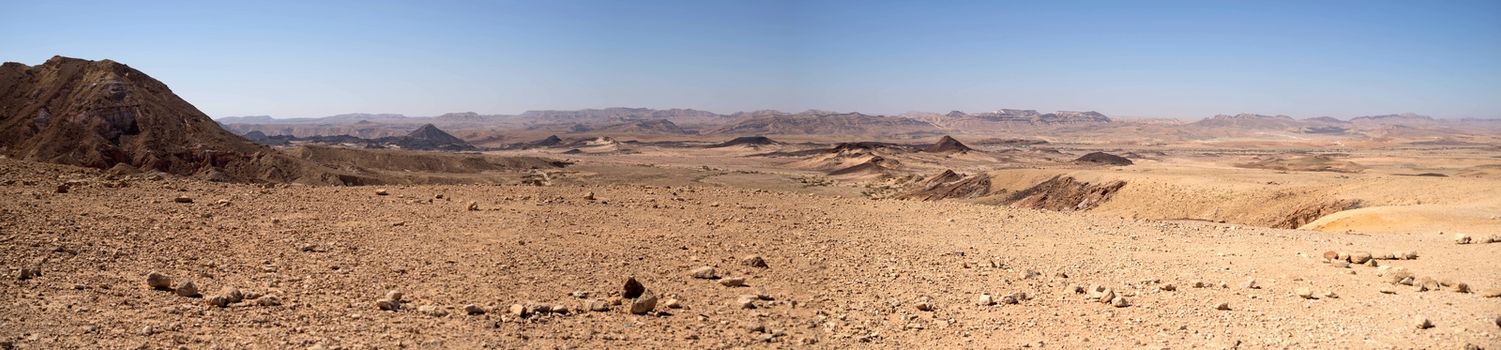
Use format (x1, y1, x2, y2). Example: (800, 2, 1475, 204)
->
(2, 155, 1500, 350)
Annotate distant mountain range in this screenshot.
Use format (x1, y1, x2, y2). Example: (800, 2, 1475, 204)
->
(217, 107, 1501, 142)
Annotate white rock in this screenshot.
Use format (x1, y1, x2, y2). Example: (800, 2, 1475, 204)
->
(689, 266, 718, 279)
(734, 295, 759, 309)
(719, 277, 747, 287)
(1295, 287, 1314, 299)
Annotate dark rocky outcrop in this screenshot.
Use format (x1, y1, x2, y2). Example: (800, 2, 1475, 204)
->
(0, 56, 362, 184)
(1074, 152, 1133, 166)
(1005, 176, 1126, 211)
(925, 136, 973, 153)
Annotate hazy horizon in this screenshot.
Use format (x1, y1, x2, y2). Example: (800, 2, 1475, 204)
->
(4, 0, 1499, 119)
(204, 107, 1456, 122)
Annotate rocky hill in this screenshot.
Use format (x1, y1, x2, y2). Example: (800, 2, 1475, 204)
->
(390, 124, 475, 151)
(0, 56, 359, 184)
(586, 119, 691, 134)
(712, 111, 935, 135)
(1190, 113, 1305, 130)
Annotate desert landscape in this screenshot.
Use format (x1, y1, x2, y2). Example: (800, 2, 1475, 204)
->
(1, 55, 1499, 349)
(4, 1, 1501, 348)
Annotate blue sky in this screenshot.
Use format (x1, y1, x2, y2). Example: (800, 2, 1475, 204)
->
(3, 0, 1498, 119)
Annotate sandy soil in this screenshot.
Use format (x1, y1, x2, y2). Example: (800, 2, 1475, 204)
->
(2, 156, 1498, 349)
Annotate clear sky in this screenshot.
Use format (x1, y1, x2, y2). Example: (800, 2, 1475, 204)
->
(3, 0, 1498, 119)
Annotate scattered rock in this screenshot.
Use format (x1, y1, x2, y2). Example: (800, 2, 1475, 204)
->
(1087, 285, 1115, 303)
(584, 191, 596, 200)
(1384, 269, 1414, 284)
(466, 201, 479, 211)
(1479, 288, 1501, 298)
(145, 272, 173, 290)
(1191, 281, 1209, 289)
(375, 189, 389, 196)
(664, 298, 683, 309)
(16, 265, 41, 280)
(1295, 287, 1315, 299)
(1110, 296, 1131, 308)
(629, 289, 658, 315)
(915, 300, 935, 312)
(1019, 269, 1040, 279)
(1379, 286, 1397, 294)
(976, 294, 995, 306)
(999, 295, 1019, 305)
(719, 277, 747, 287)
(1212, 302, 1231, 311)
(585, 299, 610, 312)
(206, 295, 232, 307)
(742, 255, 768, 268)
(744, 321, 766, 333)
(509, 304, 529, 318)
(1159, 284, 1176, 292)
(377, 290, 403, 311)
(623, 277, 645, 298)
(219, 287, 243, 303)
(1455, 233, 1471, 244)
(528, 303, 551, 315)
(256, 295, 281, 306)
(735, 295, 759, 309)
(1400, 251, 1419, 260)
(464, 304, 485, 315)
(1241, 278, 1259, 289)
(689, 266, 718, 279)
(1349, 251, 1372, 264)
(418, 305, 449, 317)
(174, 279, 200, 298)
(1321, 251, 1338, 261)
(1417, 277, 1441, 292)
(1450, 282, 1471, 293)
(377, 299, 401, 311)
(1322, 291, 1338, 299)
(1414, 316, 1433, 329)
(1330, 261, 1350, 268)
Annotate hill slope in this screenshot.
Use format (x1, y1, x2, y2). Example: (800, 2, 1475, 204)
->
(0, 56, 358, 184)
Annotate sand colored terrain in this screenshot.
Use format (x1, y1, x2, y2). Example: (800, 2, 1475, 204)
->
(2, 157, 1498, 349)
(4, 56, 1501, 349)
